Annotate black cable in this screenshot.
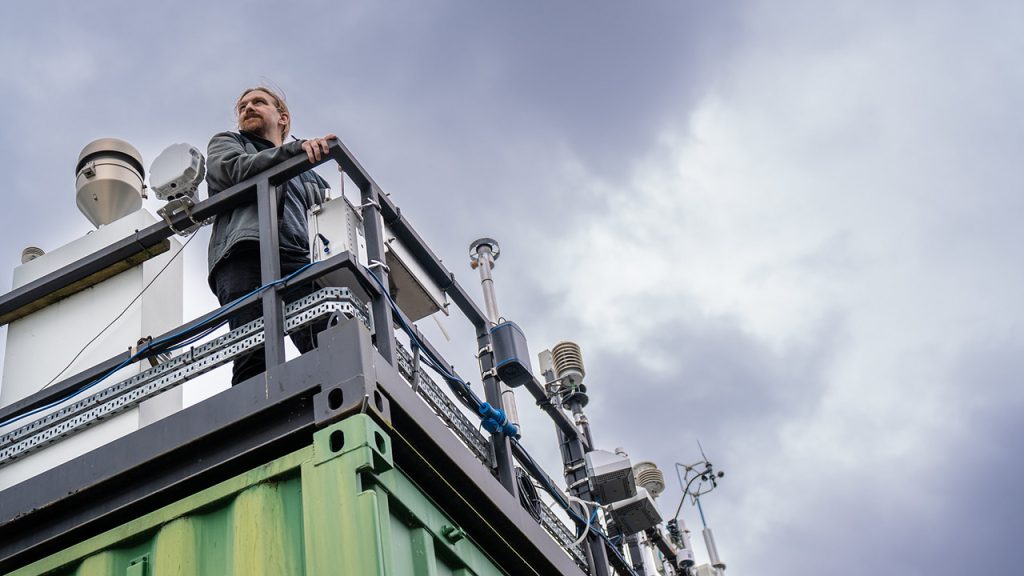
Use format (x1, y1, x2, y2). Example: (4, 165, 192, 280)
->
(1, 261, 314, 430)
(511, 437, 640, 576)
(40, 232, 197, 391)
(516, 466, 542, 522)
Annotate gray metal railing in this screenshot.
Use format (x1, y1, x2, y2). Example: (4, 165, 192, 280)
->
(0, 136, 629, 575)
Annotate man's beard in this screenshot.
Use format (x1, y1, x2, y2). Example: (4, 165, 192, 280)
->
(240, 115, 268, 136)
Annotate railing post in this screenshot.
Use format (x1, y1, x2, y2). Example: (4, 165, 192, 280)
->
(257, 178, 285, 370)
(477, 328, 519, 496)
(360, 183, 396, 365)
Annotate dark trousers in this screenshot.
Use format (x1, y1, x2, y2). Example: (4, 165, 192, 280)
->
(211, 245, 327, 385)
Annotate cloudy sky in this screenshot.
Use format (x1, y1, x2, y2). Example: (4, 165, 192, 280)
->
(1, 1, 1022, 574)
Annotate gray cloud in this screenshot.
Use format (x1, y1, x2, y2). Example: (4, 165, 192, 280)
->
(1, 2, 1022, 575)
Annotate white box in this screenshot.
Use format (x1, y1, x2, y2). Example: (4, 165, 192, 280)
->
(0, 209, 183, 490)
(308, 197, 448, 322)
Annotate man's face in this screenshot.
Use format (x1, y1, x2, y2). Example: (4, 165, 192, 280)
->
(236, 90, 286, 142)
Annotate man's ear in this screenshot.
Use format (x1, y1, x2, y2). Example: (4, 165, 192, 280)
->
(279, 111, 289, 127)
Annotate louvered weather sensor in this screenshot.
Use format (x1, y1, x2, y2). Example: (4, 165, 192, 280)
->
(149, 143, 207, 236)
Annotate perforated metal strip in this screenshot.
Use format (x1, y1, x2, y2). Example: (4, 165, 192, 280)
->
(0, 289, 369, 466)
(539, 503, 590, 571)
(391, 342, 588, 570)
(393, 341, 494, 468)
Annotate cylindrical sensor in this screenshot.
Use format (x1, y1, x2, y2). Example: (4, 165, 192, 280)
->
(490, 321, 533, 388)
(75, 138, 145, 228)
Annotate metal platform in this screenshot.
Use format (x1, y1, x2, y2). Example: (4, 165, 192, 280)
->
(0, 137, 646, 576)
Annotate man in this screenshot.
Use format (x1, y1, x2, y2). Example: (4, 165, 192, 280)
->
(206, 86, 336, 385)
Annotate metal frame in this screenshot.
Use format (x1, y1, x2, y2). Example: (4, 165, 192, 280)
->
(0, 318, 586, 575)
(0, 288, 368, 465)
(0, 137, 633, 575)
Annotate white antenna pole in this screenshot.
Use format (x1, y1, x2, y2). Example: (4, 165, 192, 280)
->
(470, 238, 520, 426)
(703, 526, 726, 574)
(473, 241, 502, 325)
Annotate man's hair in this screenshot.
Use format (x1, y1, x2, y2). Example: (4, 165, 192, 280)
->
(236, 86, 291, 141)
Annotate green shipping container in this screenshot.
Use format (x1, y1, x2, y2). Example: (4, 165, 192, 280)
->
(13, 415, 508, 576)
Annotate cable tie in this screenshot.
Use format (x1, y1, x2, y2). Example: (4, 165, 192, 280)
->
(367, 259, 391, 274)
(567, 477, 590, 490)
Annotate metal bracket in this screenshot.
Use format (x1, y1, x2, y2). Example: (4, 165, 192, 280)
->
(157, 196, 208, 237)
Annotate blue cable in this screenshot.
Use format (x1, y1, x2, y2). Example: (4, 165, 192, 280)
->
(367, 256, 635, 572)
(362, 266, 484, 408)
(0, 356, 136, 428)
(6, 253, 637, 575)
(0, 263, 315, 430)
(144, 262, 314, 355)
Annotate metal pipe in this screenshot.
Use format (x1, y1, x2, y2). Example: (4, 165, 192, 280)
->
(257, 179, 285, 369)
(542, 366, 612, 576)
(477, 327, 518, 496)
(470, 239, 520, 427)
(703, 526, 725, 572)
(624, 533, 649, 575)
(475, 245, 501, 325)
(360, 183, 396, 364)
(570, 402, 595, 448)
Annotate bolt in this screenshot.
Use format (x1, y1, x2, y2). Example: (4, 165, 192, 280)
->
(442, 524, 466, 543)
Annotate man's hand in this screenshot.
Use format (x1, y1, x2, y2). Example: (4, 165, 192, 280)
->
(301, 134, 336, 163)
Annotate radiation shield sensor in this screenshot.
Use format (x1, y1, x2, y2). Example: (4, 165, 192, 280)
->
(75, 138, 146, 228)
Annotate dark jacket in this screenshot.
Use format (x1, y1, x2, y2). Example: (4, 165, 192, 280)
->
(205, 131, 329, 288)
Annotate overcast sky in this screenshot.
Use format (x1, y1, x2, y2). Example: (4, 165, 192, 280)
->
(1, 2, 1022, 574)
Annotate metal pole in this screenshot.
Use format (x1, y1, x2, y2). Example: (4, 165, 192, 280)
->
(703, 526, 726, 574)
(624, 533, 650, 575)
(361, 183, 396, 364)
(542, 365, 611, 576)
(477, 328, 518, 495)
(257, 179, 285, 370)
(475, 245, 501, 324)
(469, 238, 519, 495)
(469, 238, 520, 426)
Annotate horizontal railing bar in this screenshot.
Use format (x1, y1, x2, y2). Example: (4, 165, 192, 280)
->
(0, 250, 372, 425)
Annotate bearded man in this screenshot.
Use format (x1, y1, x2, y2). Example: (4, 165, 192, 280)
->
(206, 86, 336, 385)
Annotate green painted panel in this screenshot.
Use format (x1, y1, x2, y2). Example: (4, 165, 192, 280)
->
(13, 415, 509, 576)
